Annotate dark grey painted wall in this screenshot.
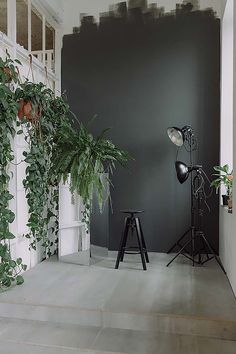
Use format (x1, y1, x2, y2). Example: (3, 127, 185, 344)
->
(62, 8, 220, 252)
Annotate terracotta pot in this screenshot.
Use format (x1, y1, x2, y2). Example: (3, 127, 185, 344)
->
(18, 99, 41, 121)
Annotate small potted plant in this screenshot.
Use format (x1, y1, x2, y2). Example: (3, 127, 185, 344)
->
(0, 51, 21, 84)
(211, 164, 233, 209)
(15, 81, 53, 122)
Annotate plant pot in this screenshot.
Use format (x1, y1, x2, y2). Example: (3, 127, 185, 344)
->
(18, 99, 41, 121)
(222, 194, 230, 206)
(228, 198, 233, 211)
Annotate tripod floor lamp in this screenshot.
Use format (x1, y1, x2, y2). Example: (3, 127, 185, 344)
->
(166, 126, 225, 273)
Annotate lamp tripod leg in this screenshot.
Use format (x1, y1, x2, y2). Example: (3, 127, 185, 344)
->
(166, 237, 193, 267)
(191, 227, 195, 267)
(200, 233, 226, 274)
(167, 228, 191, 254)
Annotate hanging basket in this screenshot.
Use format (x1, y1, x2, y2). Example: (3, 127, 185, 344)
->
(18, 99, 41, 122)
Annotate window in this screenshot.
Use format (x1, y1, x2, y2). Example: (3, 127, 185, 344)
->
(16, 0, 28, 50)
(0, 0, 7, 35)
(46, 22, 55, 71)
(14, 0, 56, 72)
(31, 5, 43, 62)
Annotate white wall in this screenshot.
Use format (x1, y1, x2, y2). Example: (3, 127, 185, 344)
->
(221, 0, 233, 180)
(219, 0, 236, 296)
(60, 0, 226, 35)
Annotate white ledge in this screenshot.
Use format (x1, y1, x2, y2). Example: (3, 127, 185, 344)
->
(59, 221, 86, 230)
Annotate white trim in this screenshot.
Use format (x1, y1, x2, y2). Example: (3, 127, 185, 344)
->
(16, 42, 56, 81)
(60, 222, 86, 230)
(28, 0, 32, 52)
(32, 0, 62, 28)
(0, 31, 14, 48)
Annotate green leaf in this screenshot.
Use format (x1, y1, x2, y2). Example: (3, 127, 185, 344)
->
(22, 264, 27, 271)
(14, 59, 22, 65)
(16, 275, 24, 285)
(4, 231, 15, 240)
(0, 98, 8, 109)
(9, 260, 16, 268)
(16, 257, 22, 265)
(2, 277, 11, 288)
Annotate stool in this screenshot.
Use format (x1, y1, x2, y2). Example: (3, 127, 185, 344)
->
(115, 210, 149, 270)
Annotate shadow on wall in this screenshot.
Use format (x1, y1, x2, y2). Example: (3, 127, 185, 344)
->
(62, 0, 220, 252)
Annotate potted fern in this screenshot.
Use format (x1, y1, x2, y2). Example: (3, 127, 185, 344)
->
(52, 118, 130, 230)
(211, 164, 233, 208)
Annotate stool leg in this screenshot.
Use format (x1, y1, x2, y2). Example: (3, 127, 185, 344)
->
(135, 218, 147, 271)
(120, 221, 129, 262)
(115, 217, 129, 269)
(138, 219, 149, 263)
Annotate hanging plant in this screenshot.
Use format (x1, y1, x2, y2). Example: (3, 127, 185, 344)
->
(46, 95, 72, 249)
(0, 57, 26, 289)
(15, 82, 58, 256)
(0, 50, 21, 84)
(52, 119, 130, 231)
(15, 81, 53, 123)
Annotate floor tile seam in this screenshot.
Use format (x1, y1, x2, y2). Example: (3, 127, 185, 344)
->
(0, 302, 235, 324)
(0, 338, 126, 354)
(1, 316, 236, 342)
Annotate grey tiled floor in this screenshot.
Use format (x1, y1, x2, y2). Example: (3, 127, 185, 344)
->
(0, 318, 236, 354)
(0, 253, 235, 353)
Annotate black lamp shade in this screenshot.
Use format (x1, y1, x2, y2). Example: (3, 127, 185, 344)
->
(167, 127, 184, 147)
(175, 161, 189, 184)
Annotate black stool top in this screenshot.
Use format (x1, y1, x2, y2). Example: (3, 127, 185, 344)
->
(120, 210, 144, 215)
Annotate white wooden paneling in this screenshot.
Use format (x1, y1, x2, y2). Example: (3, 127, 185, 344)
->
(0, 28, 58, 271)
(59, 179, 90, 265)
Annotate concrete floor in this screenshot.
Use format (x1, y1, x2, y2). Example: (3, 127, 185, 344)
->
(0, 253, 235, 353)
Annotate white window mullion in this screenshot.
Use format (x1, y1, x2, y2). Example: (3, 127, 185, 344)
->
(28, 0, 32, 52)
(54, 28, 62, 93)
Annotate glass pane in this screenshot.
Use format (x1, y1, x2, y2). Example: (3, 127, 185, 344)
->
(16, 0, 28, 50)
(31, 5, 42, 56)
(0, 0, 7, 35)
(46, 22, 55, 72)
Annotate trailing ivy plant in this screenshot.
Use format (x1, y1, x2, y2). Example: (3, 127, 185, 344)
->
(0, 55, 26, 289)
(47, 95, 72, 248)
(15, 82, 57, 257)
(52, 119, 130, 230)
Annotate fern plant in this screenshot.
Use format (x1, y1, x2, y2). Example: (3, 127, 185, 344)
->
(52, 120, 130, 229)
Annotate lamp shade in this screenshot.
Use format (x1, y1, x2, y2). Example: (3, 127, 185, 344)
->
(167, 127, 184, 147)
(175, 161, 189, 184)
